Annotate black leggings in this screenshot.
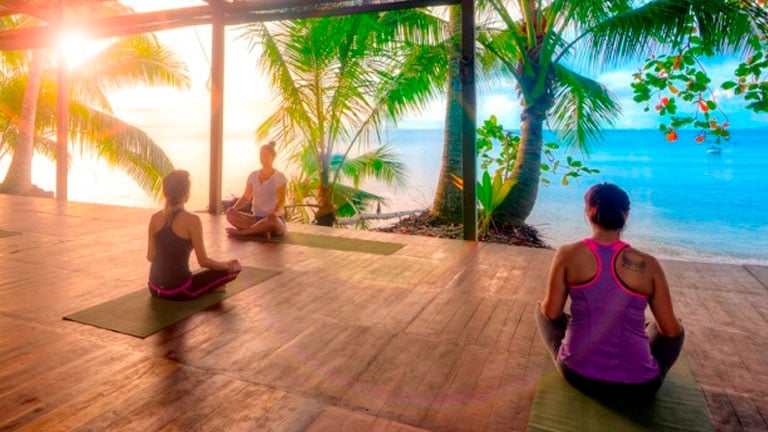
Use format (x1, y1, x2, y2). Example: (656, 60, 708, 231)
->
(149, 269, 239, 301)
(534, 307, 685, 398)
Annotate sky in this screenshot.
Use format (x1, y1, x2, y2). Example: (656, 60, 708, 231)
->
(103, 0, 768, 134)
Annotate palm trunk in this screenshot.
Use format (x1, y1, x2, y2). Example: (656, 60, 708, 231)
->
(1, 50, 45, 195)
(315, 151, 336, 226)
(430, 6, 463, 224)
(493, 102, 546, 226)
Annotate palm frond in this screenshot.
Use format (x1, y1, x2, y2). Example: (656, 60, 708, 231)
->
(331, 144, 408, 189)
(0, 72, 25, 114)
(243, 22, 317, 149)
(549, 64, 620, 153)
(332, 182, 388, 218)
(68, 34, 190, 112)
(548, 0, 633, 32)
(586, 0, 768, 67)
(65, 103, 175, 197)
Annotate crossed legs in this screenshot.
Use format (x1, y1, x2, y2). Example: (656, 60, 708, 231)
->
(225, 209, 286, 239)
(533, 306, 685, 397)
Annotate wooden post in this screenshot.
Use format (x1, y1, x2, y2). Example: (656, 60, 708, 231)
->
(460, 0, 476, 241)
(208, 12, 225, 214)
(56, 1, 68, 203)
(56, 56, 68, 202)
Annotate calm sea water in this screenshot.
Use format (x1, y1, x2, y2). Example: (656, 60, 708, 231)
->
(378, 128, 768, 265)
(10, 127, 766, 265)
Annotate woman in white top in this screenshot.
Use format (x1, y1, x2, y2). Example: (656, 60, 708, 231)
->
(225, 141, 288, 238)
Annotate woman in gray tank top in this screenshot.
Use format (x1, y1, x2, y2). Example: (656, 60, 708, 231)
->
(147, 170, 241, 300)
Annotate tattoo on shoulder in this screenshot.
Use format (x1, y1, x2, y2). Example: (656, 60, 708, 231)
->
(621, 252, 647, 272)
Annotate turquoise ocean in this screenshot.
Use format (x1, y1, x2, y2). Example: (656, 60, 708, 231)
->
(378, 128, 768, 265)
(15, 127, 766, 265)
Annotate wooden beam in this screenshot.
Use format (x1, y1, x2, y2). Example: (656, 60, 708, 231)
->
(208, 10, 225, 215)
(0, 0, 461, 50)
(460, 0, 476, 241)
(56, 54, 68, 203)
(223, 0, 458, 25)
(0, 5, 214, 50)
(0, 0, 118, 23)
(56, 0, 68, 203)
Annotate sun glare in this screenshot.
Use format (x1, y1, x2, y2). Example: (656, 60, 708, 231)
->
(56, 29, 104, 69)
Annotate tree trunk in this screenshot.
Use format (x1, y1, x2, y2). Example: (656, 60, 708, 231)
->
(315, 150, 336, 226)
(493, 102, 546, 226)
(1, 50, 45, 196)
(430, 6, 464, 224)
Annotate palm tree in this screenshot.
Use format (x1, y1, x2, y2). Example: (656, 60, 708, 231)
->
(239, 11, 448, 225)
(0, 48, 44, 196)
(286, 144, 407, 223)
(430, 6, 466, 223)
(432, 0, 768, 227)
(0, 14, 189, 198)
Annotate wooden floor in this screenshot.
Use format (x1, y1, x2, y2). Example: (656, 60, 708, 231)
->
(0, 194, 766, 431)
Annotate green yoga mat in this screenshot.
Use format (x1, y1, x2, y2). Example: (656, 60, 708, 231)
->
(63, 266, 281, 338)
(527, 354, 713, 432)
(241, 232, 405, 255)
(0, 229, 20, 238)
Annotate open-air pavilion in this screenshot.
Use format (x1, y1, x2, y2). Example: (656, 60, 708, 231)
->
(0, 2, 767, 431)
(0, 0, 478, 239)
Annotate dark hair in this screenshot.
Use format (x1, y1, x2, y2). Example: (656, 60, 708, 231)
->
(162, 170, 190, 208)
(584, 182, 630, 230)
(261, 141, 277, 157)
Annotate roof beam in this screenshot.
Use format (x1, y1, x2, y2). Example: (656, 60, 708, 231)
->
(224, 0, 457, 25)
(0, 0, 459, 50)
(0, 0, 114, 22)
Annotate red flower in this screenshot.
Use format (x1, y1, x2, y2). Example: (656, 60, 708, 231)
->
(699, 100, 710, 112)
(661, 97, 669, 106)
(695, 135, 705, 143)
(666, 130, 678, 142)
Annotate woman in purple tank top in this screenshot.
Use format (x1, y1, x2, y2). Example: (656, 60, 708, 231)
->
(535, 182, 684, 398)
(147, 170, 241, 300)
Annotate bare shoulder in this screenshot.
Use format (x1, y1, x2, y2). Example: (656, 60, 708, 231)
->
(149, 211, 165, 230)
(178, 210, 202, 226)
(551, 241, 589, 270)
(619, 246, 662, 274)
(559, 240, 586, 254)
(555, 241, 588, 260)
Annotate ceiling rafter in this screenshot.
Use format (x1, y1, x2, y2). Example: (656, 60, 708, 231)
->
(0, 0, 459, 51)
(0, 0, 115, 21)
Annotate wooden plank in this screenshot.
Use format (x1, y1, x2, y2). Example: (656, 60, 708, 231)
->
(421, 345, 489, 431)
(339, 333, 428, 414)
(307, 406, 431, 432)
(0, 343, 140, 429)
(10, 353, 163, 432)
(2, 195, 768, 431)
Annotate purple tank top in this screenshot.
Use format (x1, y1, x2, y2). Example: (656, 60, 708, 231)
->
(557, 239, 660, 383)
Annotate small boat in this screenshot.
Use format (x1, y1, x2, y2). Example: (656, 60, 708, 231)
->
(706, 146, 722, 155)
